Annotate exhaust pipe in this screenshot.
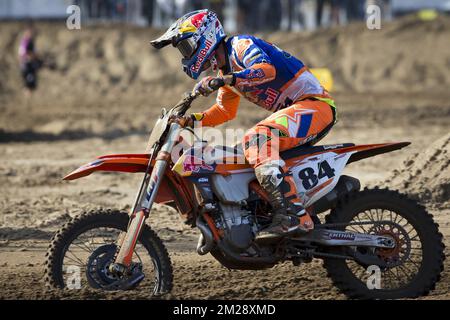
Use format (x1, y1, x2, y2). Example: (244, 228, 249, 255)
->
(196, 216, 214, 255)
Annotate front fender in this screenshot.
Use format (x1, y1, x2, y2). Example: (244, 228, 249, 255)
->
(63, 154, 151, 180)
(63, 154, 196, 215)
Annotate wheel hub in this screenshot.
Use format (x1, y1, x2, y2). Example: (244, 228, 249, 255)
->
(86, 244, 119, 289)
(86, 244, 145, 290)
(373, 224, 409, 267)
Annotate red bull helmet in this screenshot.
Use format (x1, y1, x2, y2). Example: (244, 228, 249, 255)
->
(151, 10, 226, 79)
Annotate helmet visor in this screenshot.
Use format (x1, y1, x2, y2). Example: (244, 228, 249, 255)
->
(176, 36, 198, 58)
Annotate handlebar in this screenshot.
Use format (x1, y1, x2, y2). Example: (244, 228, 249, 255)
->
(172, 91, 200, 116)
(172, 77, 226, 116)
(208, 78, 225, 91)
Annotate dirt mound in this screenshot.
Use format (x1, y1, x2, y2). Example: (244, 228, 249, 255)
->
(268, 15, 450, 93)
(1, 14, 450, 100)
(384, 133, 450, 206)
(1, 15, 450, 139)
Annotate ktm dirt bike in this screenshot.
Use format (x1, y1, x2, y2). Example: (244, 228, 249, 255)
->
(45, 81, 445, 299)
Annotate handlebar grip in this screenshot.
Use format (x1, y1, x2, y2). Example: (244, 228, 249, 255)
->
(208, 78, 225, 90)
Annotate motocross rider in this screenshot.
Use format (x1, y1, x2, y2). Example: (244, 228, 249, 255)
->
(151, 10, 336, 237)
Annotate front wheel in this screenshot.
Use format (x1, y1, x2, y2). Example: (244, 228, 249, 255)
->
(44, 209, 173, 296)
(323, 188, 445, 299)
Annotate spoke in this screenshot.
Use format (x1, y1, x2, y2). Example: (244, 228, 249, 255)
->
(82, 230, 96, 252)
(344, 207, 425, 291)
(347, 225, 357, 233)
(403, 261, 419, 275)
(397, 261, 416, 276)
(63, 257, 84, 267)
(384, 268, 401, 289)
(406, 257, 422, 269)
(58, 224, 159, 294)
(362, 210, 376, 223)
(392, 212, 401, 224)
(394, 265, 412, 285)
(71, 241, 93, 253)
(354, 216, 368, 233)
(64, 251, 85, 266)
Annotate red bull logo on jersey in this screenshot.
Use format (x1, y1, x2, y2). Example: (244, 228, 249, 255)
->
(262, 88, 280, 109)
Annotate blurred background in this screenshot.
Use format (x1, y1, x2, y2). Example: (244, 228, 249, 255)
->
(0, 0, 449, 299)
(1, 0, 450, 31)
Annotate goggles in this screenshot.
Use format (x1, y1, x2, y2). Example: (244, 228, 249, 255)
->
(175, 36, 198, 59)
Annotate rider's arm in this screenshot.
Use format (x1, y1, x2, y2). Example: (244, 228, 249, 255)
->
(192, 85, 240, 127)
(231, 38, 276, 89)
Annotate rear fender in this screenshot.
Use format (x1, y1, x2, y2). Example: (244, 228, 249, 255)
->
(339, 142, 411, 164)
(284, 142, 410, 168)
(285, 142, 410, 208)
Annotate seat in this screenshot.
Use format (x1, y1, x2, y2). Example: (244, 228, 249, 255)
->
(280, 143, 355, 160)
(210, 143, 355, 164)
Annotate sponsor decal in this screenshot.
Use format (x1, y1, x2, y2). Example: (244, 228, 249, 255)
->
(246, 68, 265, 80)
(263, 88, 280, 108)
(323, 144, 344, 150)
(145, 175, 159, 202)
(179, 20, 197, 34)
(87, 159, 104, 167)
(244, 133, 272, 150)
(326, 232, 356, 241)
(248, 53, 262, 64)
(191, 12, 206, 28)
(183, 155, 214, 173)
(190, 39, 213, 73)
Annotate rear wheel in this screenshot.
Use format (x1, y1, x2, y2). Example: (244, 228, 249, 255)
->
(323, 188, 445, 299)
(44, 209, 173, 296)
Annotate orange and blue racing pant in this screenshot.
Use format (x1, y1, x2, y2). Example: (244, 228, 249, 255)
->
(243, 99, 336, 218)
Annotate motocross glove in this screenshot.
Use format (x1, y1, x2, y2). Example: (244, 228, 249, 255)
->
(171, 113, 204, 128)
(192, 76, 225, 96)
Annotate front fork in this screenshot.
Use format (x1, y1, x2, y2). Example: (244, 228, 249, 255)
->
(111, 123, 182, 272)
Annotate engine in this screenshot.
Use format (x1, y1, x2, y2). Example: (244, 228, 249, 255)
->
(207, 172, 260, 252)
(218, 203, 257, 252)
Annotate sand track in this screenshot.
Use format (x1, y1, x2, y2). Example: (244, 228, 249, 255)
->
(0, 16, 449, 299)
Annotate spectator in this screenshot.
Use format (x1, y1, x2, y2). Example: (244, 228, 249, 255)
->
(316, 0, 344, 27)
(263, 0, 283, 31)
(18, 22, 42, 97)
(283, 0, 305, 31)
(142, 0, 155, 25)
(346, 0, 365, 22)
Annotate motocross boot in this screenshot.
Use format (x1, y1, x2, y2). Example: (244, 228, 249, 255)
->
(255, 161, 314, 238)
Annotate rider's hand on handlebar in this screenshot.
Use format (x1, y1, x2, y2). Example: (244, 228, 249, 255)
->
(192, 76, 225, 97)
(169, 114, 196, 128)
